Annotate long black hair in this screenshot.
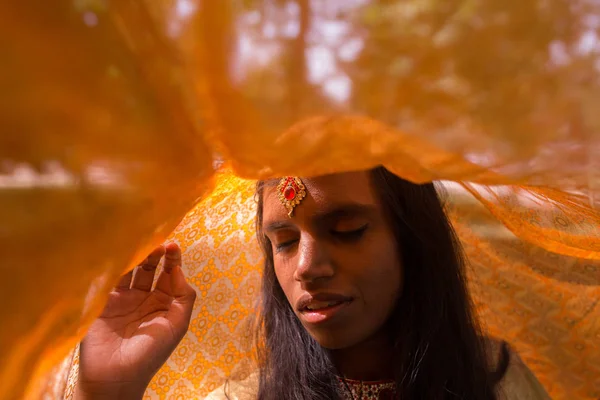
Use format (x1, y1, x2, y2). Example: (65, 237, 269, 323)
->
(253, 167, 501, 399)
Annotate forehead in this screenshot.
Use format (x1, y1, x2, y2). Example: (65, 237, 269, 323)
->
(261, 171, 378, 222)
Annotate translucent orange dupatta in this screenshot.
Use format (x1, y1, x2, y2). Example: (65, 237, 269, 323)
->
(2, 1, 598, 399)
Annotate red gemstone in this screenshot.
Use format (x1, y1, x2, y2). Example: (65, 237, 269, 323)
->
(284, 185, 296, 200)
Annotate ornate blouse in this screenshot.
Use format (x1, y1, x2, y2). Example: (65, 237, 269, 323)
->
(336, 377, 396, 400)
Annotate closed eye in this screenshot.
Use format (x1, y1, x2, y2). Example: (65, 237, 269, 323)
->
(331, 224, 369, 241)
(275, 239, 298, 253)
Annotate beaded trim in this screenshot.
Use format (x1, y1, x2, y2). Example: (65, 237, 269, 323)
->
(337, 377, 397, 400)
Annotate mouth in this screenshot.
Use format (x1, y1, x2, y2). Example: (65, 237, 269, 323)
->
(296, 293, 354, 324)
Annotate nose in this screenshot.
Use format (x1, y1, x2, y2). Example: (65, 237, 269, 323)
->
(293, 234, 334, 283)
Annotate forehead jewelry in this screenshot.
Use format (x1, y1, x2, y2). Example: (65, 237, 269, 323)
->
(277, 176, 307, 217)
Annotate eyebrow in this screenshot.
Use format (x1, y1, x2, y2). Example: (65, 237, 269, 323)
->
(264, 220, 294, 234)
(263, 203, 377, 234)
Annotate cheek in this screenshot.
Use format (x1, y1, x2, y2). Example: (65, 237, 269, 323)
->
(273, 260, 296, 300)
(365, 258, 402, 296)
(358, 242, 403, 307)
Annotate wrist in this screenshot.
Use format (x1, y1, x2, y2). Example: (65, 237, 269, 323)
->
(74, 381, 147, 400)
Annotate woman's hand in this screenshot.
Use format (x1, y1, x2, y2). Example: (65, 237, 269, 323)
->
(74, 243, 196, 399)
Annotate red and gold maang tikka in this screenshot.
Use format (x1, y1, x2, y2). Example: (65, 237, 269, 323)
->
(277, 176, 307, 217)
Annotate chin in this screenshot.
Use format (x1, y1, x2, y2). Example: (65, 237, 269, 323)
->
(308, 329, 362, 350)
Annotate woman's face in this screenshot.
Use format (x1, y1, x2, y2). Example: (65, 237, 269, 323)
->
(261, 171, 403, 349)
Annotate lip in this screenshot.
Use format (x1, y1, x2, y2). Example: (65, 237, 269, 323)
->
(296, 292, 354, 324)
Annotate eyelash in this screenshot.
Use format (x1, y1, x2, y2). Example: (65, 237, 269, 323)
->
(275, 241, 296, 253)
(274, 224, 369, 253)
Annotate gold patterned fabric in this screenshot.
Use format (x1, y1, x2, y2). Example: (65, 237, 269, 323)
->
(3, 1, 600, 399)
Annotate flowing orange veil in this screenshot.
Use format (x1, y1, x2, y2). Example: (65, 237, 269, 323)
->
(1, 1, 599, 399)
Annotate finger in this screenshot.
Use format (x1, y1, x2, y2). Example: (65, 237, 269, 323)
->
(163, 242, 182, 274)
(154, 243, 182, 295)
(167, 266, 197, 336)
(172, 265, 196, 301)
(131, 245, 165, 291)
(115, 270, 133, 289)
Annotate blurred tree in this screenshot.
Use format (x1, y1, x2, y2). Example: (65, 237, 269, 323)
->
(343, 0, 599, 159)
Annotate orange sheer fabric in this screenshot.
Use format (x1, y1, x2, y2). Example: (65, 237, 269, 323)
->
(2, 1, 599, 399)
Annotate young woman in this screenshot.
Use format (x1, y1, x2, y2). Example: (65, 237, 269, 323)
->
(74, 167, 550, 399)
